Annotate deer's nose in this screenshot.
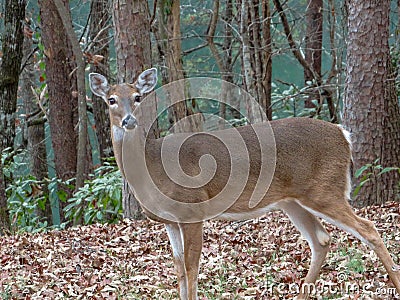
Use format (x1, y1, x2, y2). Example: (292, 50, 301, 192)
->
(122, 115, 137, 130)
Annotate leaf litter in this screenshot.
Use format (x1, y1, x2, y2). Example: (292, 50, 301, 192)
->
(0, 202, 399, 299)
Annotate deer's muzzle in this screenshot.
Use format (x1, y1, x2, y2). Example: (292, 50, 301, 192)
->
(122, 114, 137, 130)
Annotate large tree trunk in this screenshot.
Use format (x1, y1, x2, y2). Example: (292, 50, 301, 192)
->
(304, 0, 323, 109)
(0, 0, 26, 233)
(343, 0, 400, 206)
(88, 0, 113, 161)
(113, 0, 152, 83)
(112, 0, 152, 219)
(21, 24, 52, 225)
(39, 0, 78, 223)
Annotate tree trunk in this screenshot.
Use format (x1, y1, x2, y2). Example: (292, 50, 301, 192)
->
(207, 0, 244, 128)
(261, 0, 272, 120)
(343, 0, 400, 206)
(241, 0, 254, 97)
(158, 0, 203, 133)
(88, 0, 113, 161)
(53, 0, 90, 191)
(0, 166, 8, 233)
(21, 24, 52, 225)
(39, 0, 78, 223)
(113, 0, 152, 83)
(304, 0, 323, 109)
(0, 0, 26, 233)
(240, 0, 272, 122)
(112, 0, 152, 219)
(221, 0, 239, 122)
(160, 0, 186, 129)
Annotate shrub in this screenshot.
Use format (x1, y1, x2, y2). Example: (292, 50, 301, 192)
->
(64, 163, 123, 225)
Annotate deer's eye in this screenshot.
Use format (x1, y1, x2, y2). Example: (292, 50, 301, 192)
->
(134, 95, 141, 103)
(108, 98, 117, 105)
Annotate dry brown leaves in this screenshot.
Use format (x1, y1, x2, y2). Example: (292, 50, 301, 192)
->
(1, 202, 399, 300)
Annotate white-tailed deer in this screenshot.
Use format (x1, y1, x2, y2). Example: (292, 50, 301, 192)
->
(89, 68, 399, 299)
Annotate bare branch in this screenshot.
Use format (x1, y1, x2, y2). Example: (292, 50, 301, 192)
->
(182, 42, 208, 55)
(206, 0, 226, 73)
(31, 85, 49, 120)
(272, 0, 314, 78)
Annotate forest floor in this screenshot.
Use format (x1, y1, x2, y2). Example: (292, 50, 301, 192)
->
(0, 202, 399, 300)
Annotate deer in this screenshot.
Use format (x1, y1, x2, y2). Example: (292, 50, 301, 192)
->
(89, 68, 400, 300)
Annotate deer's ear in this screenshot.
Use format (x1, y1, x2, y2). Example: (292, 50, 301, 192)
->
(135, 68, 158, 95)
(89, 73, 110, 98)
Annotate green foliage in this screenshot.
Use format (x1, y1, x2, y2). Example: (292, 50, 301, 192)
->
(33, 14, 47, 90)
(353, 158, 400, 197)
(3, 147, 123, 231)
(163, 0, 174, 15)
(337, 247, 365, 274)
(271, 82, 333, 121)
(2, 148, 51, 233)
(64, 163, 123, 225)
(6, 175, 50, 233)
(390, 45, 400, 99)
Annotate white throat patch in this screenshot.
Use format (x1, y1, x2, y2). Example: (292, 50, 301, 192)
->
(112, 125, 124, 143)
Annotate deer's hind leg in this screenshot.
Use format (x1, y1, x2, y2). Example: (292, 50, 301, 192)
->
(279, 200, 331, 299)
(297, 196, 400, 295)
(180, 222, 203, 300)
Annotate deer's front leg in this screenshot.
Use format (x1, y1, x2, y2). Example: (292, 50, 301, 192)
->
(165, 223, 188, 299)
(165, 222, 203, 300)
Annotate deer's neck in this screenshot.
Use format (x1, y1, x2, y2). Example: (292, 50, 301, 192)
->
(111, 125, 125, 177)
(111, 124, 150, 179)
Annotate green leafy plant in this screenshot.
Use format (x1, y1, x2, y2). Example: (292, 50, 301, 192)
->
(64, 163, 123, 225)
(353, 158, 400, 197)
(390, 45, 400, 98)
(271, 82, 333, 121)
(6, 175, 50, 233)
(336, 246, 366, 275)
(2, 148, 52, 233)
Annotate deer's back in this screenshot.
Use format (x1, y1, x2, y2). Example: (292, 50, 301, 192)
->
(143, 118, 351, 219)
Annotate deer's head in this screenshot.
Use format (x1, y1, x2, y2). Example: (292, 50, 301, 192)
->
(89, 68, 158, 130)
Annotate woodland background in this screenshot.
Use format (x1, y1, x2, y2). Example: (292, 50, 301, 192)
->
(1, 0, 400, 299)
(0, 0, 399, 237)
